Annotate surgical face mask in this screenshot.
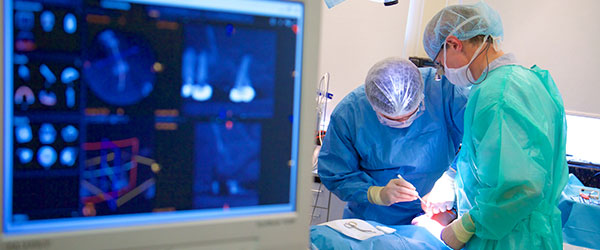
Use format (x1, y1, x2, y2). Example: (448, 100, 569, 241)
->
(442, 34, 489, 88)
(376, 100, 425, 129)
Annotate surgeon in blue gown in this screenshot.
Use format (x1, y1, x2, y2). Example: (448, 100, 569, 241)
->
(318, 58, 467, 225)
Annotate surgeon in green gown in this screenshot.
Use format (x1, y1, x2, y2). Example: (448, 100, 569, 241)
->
(422, 2, 568, 249)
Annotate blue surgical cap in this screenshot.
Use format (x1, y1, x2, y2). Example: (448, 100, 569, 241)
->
(423, 1, 503, 60)
(365, 58, 424, 117)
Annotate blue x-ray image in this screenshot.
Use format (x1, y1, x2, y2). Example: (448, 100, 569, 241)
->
(16, 148, 34, 164)
(181, 48, 213, 102)
(65, 87, 75, 108)
(61, 67, 79, 84)
(14, 86, 35, 109)
(18, 65, 30, 81)
(15, 121, 33, 144)
(37, 146, 57, 169)
(40, 10, 55, 32)
(182, 24, 276, 118)
(40, 64, 57, 86)
(39, 123, 57, 144)
(229, 55, 256, 103)
(60, 67, 79, 108)
(193, 122, 261, 209)
(83, 29, 156, 106)
(59, 147, 77, 167)
(61, 125, 78, 143)
(63, 13, 76, 34)
(38, 90, 57, 106)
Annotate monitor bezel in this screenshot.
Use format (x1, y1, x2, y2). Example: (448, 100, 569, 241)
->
(0, 0, 320, 248)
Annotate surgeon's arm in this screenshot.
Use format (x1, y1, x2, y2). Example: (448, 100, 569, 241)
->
(442, 76, 468, 150)
(317, 112, 375, 204)
(466, 101, 548, 240)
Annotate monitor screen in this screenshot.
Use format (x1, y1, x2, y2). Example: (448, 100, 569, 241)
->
(566, 114, 600, 165)
(3, 0, 305, 236)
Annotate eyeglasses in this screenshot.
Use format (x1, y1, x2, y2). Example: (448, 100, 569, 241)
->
(433, 45, 446, 80)
(434, 61, 445, 79)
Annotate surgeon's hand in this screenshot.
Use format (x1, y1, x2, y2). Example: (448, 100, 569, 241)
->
(379, 177, 419, 205)
(424, 170, 456, 215)
(441, 213, 475, 250)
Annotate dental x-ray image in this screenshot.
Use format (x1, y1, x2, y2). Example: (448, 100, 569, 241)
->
(83, 29, 156, 106)
(193, 122, 261, 209)
(182, 24, 276, 118)
(13, 119, 80, 171)
(13, 59, 80, 111)
(6, 0, 302, 230)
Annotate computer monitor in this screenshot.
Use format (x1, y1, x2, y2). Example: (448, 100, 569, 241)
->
(1, 0, 320, 249)
(566, 114, 600, 165)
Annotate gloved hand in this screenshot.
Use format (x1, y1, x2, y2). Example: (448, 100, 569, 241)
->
(368, 176, 419, 206)
(424, 169, 456, 215)
(411, 214, 444, 239)
(441, 212, 475, 250)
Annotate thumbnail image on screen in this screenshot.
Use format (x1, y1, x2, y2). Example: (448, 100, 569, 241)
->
(181, 24, 276, 118)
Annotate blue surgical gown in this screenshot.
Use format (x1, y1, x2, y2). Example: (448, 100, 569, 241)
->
(318, 67, 467, 225)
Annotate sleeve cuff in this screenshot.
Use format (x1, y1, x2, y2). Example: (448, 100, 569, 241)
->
(367, 186, 386, 206)
(461, 212, 475, 233)
(451, 212, 475, 243)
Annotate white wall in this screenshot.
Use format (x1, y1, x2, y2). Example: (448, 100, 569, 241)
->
(319, 0, 600, 118)
(318, 0, 410, 123)
(486, 0, 600, 116)
(414, 0, 600, 116)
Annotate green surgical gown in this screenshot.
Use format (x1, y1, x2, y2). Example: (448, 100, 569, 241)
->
(455, 64, 568, 249)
